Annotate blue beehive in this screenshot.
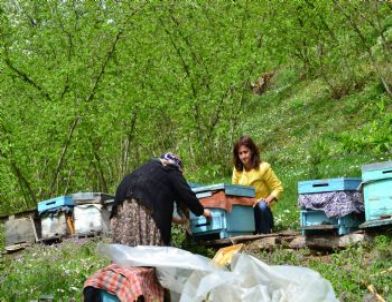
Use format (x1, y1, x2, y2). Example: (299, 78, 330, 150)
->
(300, 210, 363, 236)
(190, 205, 255, 240)
(298, 178, 361, 194)
(191, 183, 255, 199)
(298, 177, 363, 235)
(100, 290, 120, 302)
(361, 161, 392, 222)
(37, 196, 73, 214)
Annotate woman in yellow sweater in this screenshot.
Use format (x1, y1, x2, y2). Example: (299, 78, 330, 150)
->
(232, 136, 283, 234)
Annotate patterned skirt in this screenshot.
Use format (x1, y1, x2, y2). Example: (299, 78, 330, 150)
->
(111, 198, 164, 246)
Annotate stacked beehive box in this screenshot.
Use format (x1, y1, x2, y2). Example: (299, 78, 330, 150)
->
(72, 192, 114, 236)
(189, 183, 256, 240)
(4, 209, 39, 250)
(38, 196, 74, 240)
(298, 178, 364, 236)
(359, 161, 392, 229)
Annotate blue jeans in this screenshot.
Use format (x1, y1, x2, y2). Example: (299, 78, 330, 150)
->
(254, 201, 274, 234)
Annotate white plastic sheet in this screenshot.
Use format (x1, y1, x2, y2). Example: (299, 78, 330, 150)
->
(97, 244, 218, 296)
(97, 244, 338, 302)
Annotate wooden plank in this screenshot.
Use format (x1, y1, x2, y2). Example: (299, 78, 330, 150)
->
(360, 218, 392, 229)
(203, 231, 299, 247)
(305, 233, 366, 250)
(302, 224, 338, 230)
(29, 215, 39, 242)
(5, 242, 31, 252)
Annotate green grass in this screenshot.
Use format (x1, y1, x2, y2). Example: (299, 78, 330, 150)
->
(0, 239, 109, 301)
(256, 236, 392, 301)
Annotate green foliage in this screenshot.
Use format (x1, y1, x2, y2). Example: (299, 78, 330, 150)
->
(339, 112, 392, 155)
(0, 225, 4, 251)
(0, 2, 391, 301)
(0, 1, 391, 214)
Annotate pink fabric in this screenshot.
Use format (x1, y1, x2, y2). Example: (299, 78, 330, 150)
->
(84, 263, 164, 302)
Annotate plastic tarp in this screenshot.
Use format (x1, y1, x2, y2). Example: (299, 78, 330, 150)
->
(98, 244, 338, 302)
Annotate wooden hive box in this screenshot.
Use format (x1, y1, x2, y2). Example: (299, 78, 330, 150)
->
(298, 177, 363, 235)
(300, 209, 364, 236)
(5, 209, 39, 246)
(189, 183, 256, 240)
(73, 204, 111, 236)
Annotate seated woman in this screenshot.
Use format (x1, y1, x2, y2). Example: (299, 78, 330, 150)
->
(232, 136, 283, 234)
(110, 152, 211, 246)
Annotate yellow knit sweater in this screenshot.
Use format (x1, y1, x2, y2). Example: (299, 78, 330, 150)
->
(232, 162, 283, 200)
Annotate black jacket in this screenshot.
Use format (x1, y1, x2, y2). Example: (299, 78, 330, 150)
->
(111, 159, 204, 245)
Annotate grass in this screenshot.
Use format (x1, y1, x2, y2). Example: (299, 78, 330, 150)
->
(257, 236, 392, 302)
(0, 239, 109, 301)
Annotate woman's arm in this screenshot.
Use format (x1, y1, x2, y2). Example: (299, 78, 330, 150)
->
(169, 170, 207, 217)
(262, 166, 283, 206)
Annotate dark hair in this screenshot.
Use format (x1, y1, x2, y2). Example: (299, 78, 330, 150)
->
(233, 135, 261, 171)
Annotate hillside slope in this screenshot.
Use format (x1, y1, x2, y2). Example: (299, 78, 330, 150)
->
(237, 72, 391, 229)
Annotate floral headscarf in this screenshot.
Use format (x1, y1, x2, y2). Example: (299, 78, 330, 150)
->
(159, 152, 183, 171)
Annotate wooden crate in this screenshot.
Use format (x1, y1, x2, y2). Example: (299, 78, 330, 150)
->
(5, 211, 38, 246)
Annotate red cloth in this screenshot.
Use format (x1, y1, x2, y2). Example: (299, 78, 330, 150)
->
(199, 191, 255, 212)
(84, 263, 164, 302)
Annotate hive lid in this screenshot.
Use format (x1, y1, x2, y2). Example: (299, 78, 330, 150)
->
(298, 177, 361, 194)
(72, 192, 114, 204)
(191, 183, 256, 198)
(361, 160, 392, 172)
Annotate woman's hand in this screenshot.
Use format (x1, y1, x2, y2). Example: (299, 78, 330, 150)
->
(172, 215, 188, 225)
(253, 199, 267, 207)
(253, 197, 275, 208)
(203, 208, 212, 219)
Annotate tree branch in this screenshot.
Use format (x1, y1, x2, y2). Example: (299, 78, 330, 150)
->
(0, 146, 36, 208)
(3, 52, 52, 101)
(122, 110, 137, 176)
(86, 30, 122, 102)
(158, 16, 202, 139)
(49, 116, 80, 195)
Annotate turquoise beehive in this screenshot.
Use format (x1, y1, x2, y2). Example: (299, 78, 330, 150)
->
(189, 205, 255, 240)
(362, 161, 392, 222)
